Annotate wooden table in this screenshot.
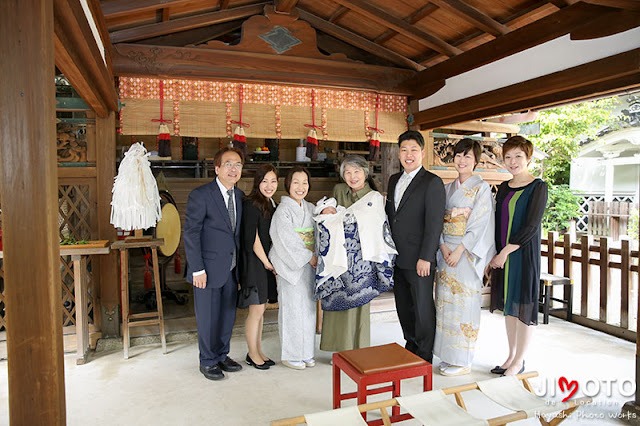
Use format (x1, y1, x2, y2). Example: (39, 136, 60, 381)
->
(1, 241, 111, 365)
(111, 239, 167, 359)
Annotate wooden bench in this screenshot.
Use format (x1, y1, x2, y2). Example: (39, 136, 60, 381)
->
(539, 272, 573, 324)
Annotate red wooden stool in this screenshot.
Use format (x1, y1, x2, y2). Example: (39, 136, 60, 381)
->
(333, 343, 432, 425)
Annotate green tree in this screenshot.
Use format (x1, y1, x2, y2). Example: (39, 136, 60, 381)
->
(542, 184, 582, 234)
(526, 98, 619, 185)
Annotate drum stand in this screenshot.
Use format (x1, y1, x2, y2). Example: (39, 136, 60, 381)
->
(141, 257, 188, 309)
(112, 238, 167, 359)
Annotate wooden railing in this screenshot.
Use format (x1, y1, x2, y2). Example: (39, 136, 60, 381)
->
(542, 232, 639, 341)
(588, 201, 637, 241)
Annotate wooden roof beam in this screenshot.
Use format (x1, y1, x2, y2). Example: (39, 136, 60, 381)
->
(111, 43, 415, 93)
(329, 6, 349, 23)
(101, 0, 195, 19)
(54, 0, 118, 117)
(404, 2, 623, 99)
(438, 121, 520, 134)
(374, 4, 439, 45)
(430, 0, 510, 36)
(548, 0, 578, 7)
(137, 21, 243, 46)
(110, 3, 268, 43)
(87, 0, 115, 76)
(583, 0, 640, 11)
(329, 0, 462, 57)
(296, 8, 424, 71)
(415, 0, 560, 67)
(414, 48, 640, 130)
(275, 0, 299, 13)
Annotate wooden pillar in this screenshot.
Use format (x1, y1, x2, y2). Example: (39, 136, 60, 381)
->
(96, 112, 119, 336)
(380, 143, 400, 194)
(0, 0, 66, 424)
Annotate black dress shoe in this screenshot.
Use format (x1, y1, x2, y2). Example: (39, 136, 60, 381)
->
(200, 365, 224, 381)
(501, 361, 525, 377)
(491, 365, 507, 375)
(218, 356, 243, 372)
(246, 354, 270, 370)
(263, 358, 276, 367)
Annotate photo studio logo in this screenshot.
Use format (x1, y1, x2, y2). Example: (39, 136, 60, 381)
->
(534, 376, 636, 402)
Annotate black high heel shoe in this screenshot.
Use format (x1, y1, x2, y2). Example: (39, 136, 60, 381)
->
(490, 365, 507, 375)
(246, 354, 270, 370)
(501, 361, 525, 376)
(263, 358, 275, 367)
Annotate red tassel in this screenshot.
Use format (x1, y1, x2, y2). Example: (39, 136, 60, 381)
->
(368, 130, 381, 161)
(174, 252, 182, 274)
(157, 123, 172, 157)
(232, 126, 247, 157)
(144, 270, 152, 290)
(143, 251, 153, 290)
(306, 128, 319, 161)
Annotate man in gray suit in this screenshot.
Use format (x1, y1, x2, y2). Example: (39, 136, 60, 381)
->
(385, 130, 446, 363)
(184, 147, 245, 380)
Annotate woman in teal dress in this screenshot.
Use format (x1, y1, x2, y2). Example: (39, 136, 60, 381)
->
(490, 136, 548, 376)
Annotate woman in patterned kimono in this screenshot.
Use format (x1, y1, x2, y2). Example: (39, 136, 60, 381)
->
(434, 139, 495, 376)
(490, 136, 548, 376)
(315, 155, 396, 353)
(269, 166, 317, 370)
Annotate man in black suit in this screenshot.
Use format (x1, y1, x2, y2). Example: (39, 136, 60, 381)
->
(386, 130, 446, 363)
(184, 147, 245, 380)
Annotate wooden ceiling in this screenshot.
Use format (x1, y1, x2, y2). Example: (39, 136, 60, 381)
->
(73, 0, 640, 121)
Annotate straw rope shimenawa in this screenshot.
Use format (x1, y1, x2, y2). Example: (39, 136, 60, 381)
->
(110, 142, 162, 231)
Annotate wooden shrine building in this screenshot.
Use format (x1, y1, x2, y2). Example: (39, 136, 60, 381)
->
(1, 0, 640, 424)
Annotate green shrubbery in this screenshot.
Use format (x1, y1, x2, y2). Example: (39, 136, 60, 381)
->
(542, 184, 581, 234)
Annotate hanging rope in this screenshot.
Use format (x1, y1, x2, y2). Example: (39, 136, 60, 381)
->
(231, 84, 250, 157)
(366, 94, 384, 161)
(152, 80, 173, 157)
(305, 89, 321, 161)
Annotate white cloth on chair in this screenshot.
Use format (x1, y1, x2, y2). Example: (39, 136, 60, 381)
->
(397, 390, 489, 426)
(304, 406, 368, 426)
(477, 376, 570, 418)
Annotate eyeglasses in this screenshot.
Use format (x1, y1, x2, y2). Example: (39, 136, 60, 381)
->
(221, 162, 243, 170)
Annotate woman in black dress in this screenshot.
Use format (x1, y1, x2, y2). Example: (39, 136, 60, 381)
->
(239, 164, 278, 370)
(489, 136, 548, 376)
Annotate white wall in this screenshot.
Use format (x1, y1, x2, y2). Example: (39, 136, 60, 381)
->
(419, 27, 640, 111)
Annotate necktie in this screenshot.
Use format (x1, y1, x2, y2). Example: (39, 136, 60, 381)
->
(395, 174, 409, 210)
(227, 189, 236, 231)
(227, 189, 236, 269)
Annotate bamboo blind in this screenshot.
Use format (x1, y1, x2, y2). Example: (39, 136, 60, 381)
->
(121, 100, 407, 142)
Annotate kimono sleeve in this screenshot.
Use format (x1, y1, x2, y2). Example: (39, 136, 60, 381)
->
(461, 181, 495, 257)
(270, 206, 313, 269)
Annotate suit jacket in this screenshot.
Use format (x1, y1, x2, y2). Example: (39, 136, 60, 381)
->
(184, 180, 244, 288)
(385, 167, 446, 270)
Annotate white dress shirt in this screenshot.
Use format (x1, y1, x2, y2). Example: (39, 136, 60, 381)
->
(394, 166, 421, 209)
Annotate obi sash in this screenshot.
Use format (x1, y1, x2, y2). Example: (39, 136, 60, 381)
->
(443, 212, 467, 236)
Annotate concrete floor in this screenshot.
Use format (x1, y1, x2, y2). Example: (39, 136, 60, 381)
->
(0, 308, 636, 425)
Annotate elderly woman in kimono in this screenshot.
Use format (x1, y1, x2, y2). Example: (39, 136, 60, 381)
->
(269, 166, 317, 370)
(314, 155, 396, 353)
(434, 138, 495, 376)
